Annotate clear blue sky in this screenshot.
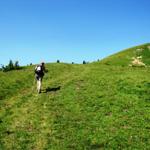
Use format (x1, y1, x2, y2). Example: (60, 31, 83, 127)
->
(0, 0, 150, 66)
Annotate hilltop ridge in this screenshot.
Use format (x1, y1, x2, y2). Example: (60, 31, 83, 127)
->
(99, 43, 150, 66)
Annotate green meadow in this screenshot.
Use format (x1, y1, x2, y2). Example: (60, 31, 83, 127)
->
(0, 44, 150, 149)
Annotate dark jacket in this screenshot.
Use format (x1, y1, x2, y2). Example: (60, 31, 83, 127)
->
(35, 64, 45, 77)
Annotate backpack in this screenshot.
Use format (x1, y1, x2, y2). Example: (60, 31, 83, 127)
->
(35, 65, 43, 74)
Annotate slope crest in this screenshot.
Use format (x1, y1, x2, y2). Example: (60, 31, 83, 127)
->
(100, 43, 150, 66)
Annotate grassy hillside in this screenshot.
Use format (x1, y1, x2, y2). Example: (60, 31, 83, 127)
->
(100, 43, 150, 66)
(0, 44, 150, 149)
(0, 67, 33, 100)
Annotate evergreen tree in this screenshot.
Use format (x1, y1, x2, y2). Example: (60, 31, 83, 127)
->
(83, 60, 86, 64)
(1, 60, 21, 72)
(14, 61, 19, 69)
(8, 60, 14, 70)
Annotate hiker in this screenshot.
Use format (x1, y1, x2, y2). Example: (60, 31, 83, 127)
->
(34, 62, 46, 93)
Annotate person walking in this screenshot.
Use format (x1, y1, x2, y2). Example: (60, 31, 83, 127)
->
(34, 62, 46, 93)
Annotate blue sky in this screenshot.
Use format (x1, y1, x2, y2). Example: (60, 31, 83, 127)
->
(0, 0, 150, 66)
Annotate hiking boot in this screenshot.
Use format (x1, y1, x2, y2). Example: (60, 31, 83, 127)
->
(38, 89, 41, 94)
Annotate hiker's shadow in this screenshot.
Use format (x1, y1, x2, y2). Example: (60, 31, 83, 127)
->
(44, 86, 61, 93)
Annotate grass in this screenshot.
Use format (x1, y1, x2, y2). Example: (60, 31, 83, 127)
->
(100, 43, 150, 66)
(0, 44, 150, 149)
(0, 65, 36, 99)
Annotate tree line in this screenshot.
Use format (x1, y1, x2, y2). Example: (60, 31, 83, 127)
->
(1, 60, 21, 72)
(56, 60, 89, 64)
(0, 59, 95, 72)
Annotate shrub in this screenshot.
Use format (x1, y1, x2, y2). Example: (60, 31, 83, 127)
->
(57, 60, 60, 63)
(83, 60, 86, 64)
(2, 60, 21, 72)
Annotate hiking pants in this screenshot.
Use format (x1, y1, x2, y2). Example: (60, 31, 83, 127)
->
(35, 75, 43, 93)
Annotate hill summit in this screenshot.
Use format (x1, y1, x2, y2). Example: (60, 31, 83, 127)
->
(100, 43, 150, 66)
